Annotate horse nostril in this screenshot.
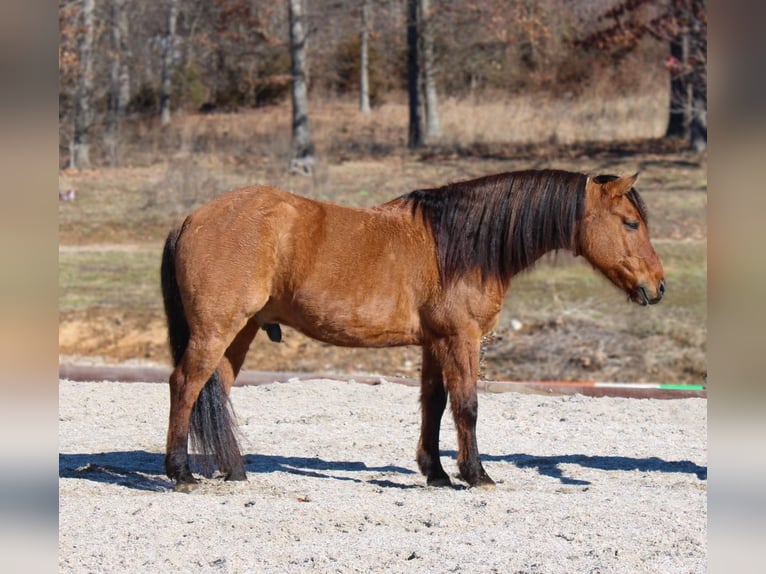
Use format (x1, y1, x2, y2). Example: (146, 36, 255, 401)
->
(659, 280, 666, 297)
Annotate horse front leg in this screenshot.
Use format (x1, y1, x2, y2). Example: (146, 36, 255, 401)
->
(417, 346, 451, 486)
(438, 336, 495, 488)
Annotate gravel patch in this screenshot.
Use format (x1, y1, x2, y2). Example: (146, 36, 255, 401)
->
(59, 379, 706, 573)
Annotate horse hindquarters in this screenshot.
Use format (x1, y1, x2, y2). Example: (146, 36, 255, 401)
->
(161, 227, 196, 484)
(161, 226, 248, 487)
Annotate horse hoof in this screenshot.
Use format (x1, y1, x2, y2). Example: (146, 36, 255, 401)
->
(224, 470, 248, 482)
(426, 475, 453, 487)
(460, 469, 496, 488)
(473, 474, 496, 489)
(173, 481, 199, 493)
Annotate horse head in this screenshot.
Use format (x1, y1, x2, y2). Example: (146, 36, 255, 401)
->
(579, 173, 665, 305)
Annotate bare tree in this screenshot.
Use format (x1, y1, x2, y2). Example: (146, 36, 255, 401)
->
(160, 0, 178, 126)
(359, 0, 371, 114)
(288, 0, 316, 174)
(60, 0, 701, 166)
(666, 0, 706, 151)
(407, 0, 441, 148)
(407, 0, 423, 148)
(665, 31, 686, 139)
(106, 0, 131, 165)
(420, 0, 441, 141)
(72, 0, 95, 169)
(578, 0, 707, 151)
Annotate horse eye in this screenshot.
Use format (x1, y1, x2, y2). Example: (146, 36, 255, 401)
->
(624, 220, 639, 230)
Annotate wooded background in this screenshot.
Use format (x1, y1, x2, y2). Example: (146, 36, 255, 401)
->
(57, 0, 708, 387)
(58, 0, 706, 170)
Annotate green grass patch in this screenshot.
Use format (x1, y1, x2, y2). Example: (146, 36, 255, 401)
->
(59, 240, 705, 348)
(59, 247, 163, 312)
(501, 240, 706, 343)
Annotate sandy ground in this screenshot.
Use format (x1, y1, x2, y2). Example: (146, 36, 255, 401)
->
(59, 378, 706, 573)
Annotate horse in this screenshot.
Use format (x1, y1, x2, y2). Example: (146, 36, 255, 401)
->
(160, 169, 665, 491)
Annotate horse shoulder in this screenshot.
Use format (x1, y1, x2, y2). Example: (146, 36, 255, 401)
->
(420, 274, 508, 339)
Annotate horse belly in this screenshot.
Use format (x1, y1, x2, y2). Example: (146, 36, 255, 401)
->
(264, 288, 422, 348)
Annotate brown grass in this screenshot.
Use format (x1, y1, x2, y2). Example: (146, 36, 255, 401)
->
(69, 89, 673, 170)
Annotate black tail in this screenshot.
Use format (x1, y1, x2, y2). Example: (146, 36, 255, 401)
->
(161, 225, 243, 478)
(161, 226, 189, 366)
(190, 370, 244, 477)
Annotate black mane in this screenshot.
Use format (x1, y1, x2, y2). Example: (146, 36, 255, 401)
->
(401, 169, 587, 284)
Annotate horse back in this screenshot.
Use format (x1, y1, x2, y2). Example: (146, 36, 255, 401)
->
(270, 191, 442, 346)
(175, 185, 442, 347)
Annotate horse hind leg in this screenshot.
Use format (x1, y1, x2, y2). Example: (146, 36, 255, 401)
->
(189, 368, 245, 482)
(212, 317, 262, 481)
(165, 365, 197, 487)
(165, 335, 229, 490)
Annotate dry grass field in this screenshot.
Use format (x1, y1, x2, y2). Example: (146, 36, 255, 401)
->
(59, 95, 706, 385)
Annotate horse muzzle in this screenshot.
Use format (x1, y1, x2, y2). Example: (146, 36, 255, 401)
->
(633, 280, 665, 306)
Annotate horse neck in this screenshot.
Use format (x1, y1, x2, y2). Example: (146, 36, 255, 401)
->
(400, 170, 584, 285)
(501, 178, 583, 278)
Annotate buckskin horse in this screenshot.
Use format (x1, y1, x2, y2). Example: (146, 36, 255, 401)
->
(160, 169, 665, 491)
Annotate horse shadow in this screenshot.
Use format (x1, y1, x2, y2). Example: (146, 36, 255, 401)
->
(444, 451, 707, 486)
(59, 451, 171, 492)
(58, 451, 418, 492)
(59, 449, 706, 492)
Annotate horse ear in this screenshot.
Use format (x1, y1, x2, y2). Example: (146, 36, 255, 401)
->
(603, 172, 639, 198)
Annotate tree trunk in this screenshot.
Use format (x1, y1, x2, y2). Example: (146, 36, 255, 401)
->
(359, 0, 371, 114)
(73, 0, 95, 169)
(288, 0, 316, 174)
(107, 0, 131, 166)
(160, 0, 178, 126)
(407, 0, 423, 148)
(664, 34, 689, 140)
(420, 0, 441, 141)
(665, 2, 706, 152)
(689, 84, 706, 152)
(688, 6, 706, 152)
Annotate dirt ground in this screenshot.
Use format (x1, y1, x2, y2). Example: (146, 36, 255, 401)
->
(59, 307, 705, 385)
(59, 378, 707, 573)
